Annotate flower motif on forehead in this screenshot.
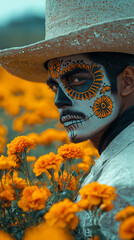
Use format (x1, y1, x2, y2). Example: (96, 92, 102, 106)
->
(93, 95, 113, 118)
(60, 63, 103, 100)
(48, 59, 61, 79)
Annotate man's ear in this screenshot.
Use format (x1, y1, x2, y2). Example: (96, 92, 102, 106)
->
(121, 66, 134, 96)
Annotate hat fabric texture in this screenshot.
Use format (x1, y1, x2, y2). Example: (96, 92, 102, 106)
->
(0, 0, 133, 82)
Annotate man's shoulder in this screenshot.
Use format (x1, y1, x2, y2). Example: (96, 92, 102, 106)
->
(113, 139, 134, 161)
(99, 121, 134, 163)
(98, 141, 134, 187)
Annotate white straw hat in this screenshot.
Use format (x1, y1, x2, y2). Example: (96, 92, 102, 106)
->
(0, 0, 133, 82)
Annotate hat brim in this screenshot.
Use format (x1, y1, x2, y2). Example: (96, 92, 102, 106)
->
(0, 18, 134, 82)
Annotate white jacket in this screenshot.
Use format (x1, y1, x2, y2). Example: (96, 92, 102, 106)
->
(77, 121, 134, 240)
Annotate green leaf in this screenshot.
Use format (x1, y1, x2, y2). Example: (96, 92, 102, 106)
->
(0, 170, 3, 180)
(33, 209, 46, 219)
(66, 160, 71, 171)
(59, 190, 73, 200)
(60, 162, 65, 173)
(58, 171, 61, 178)
(48, 185, 54, 192)
(80, 169, 84, 175)
(72, 170, 78, 177)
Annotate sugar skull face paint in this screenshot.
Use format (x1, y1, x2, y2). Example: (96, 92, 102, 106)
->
(48, 59, 61, 79)
(60, 63, 103, 100)
(49, 60, 103, 101)
(47, 54, 120, 143)
(93, 95, 113, 118)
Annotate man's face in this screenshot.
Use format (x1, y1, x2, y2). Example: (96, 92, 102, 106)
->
(47, 54, 120, 143)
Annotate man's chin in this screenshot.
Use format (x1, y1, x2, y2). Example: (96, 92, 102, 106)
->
(69, 137, 82, 143)
(68, 131, 90, 143)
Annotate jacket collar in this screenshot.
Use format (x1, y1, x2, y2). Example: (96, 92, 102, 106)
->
(81, 121, 134, 186)
(93, 121, 134, 175)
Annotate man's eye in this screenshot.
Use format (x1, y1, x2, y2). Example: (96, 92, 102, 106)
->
(73, 78, 80, 83)
(70, 77, 86, 86)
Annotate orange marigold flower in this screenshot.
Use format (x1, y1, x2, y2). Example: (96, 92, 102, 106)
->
(1, 171, 26, 192)
(77, 182, 116, 211)
(54, 171, 77, 191)
(7, 136, 36, 156)
(58, 143, 85, 160)
(115, 206, 134, 222)
(0, 144, 5, 154)
(18, 185, 51, 212)
(119, 216, 134, 239)
(90, 236, 100, 240)
(0, 125, 7, 154)
(0, 136, 7, 145)
(0, 125, 7, 135)
(77, 162, 90, 174)
(35, 128, 69, 145)
(44, 198, 79, 230)
(0, 183, 15, 204)
(78, 141, 99, 160)
(82, 154, 92, 165)
(0, 230, 13, 240)
(27, 156, 36, 162)
(27, 133, 39, 141)
(33, 152, 63, 176)
(0, 189, 15, 202)
(0, 155, 17, 170)
(10, 171, 27, 190)
(23, 222, 74, 240)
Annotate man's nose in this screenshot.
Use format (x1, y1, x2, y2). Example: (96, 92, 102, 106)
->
(55, 86, 72, 109)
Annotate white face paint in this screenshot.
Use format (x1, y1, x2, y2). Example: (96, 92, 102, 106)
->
(47, 54, 120, 143)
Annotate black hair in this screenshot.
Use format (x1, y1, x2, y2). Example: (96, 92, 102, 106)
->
(86, 52, 134, 93)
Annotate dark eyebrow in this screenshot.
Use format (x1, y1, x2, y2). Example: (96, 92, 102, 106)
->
(46, 67, 91, 85)
(61, 68, 91, 80)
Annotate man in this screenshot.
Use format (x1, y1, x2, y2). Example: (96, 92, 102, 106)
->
(46, 52, 134, 150)
(0, 0, 134, 239)
(47, 52, 134, 239)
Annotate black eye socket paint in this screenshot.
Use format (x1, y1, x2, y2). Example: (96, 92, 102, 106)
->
(60, 63, 104, 101)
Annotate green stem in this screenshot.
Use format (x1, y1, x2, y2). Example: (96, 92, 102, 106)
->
(21, 150, 33, 185)
(49, 171, 58, 202)
(10, 172, 20, 201)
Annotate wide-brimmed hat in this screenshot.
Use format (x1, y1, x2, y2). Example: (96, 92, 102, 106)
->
(0, 0, 133, 82)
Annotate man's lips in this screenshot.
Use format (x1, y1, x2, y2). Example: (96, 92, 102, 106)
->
(61, 115, 83, 123)
(60, 111, 86, 124)
(60, 112, 93, 128)
(61, 115, 84, 124)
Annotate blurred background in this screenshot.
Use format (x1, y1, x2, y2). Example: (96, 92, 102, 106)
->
(0, 0, 66, 157)
(0, 0, 98, 165)
(0, 0, 45, 49)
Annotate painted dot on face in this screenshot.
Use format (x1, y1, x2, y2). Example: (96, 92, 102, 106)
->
(60, 63, 104, 100)
(92, 95, 113, 118)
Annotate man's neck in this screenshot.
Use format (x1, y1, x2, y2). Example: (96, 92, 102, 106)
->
(90, 125, 110, 152)
(94, 105, 134, 154)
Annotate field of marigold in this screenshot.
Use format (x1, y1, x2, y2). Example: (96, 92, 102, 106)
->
(0, 67, 134, 240)
(0, 67, 100, 238)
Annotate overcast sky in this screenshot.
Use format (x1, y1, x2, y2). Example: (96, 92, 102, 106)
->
(0, 0, 46, 26)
